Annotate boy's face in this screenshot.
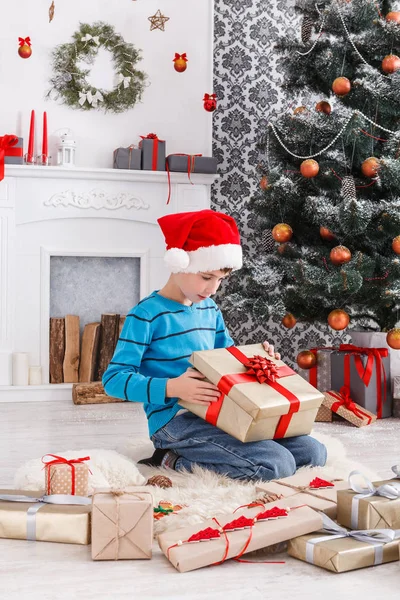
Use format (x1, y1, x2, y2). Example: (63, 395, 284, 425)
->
(174, 270, 229, 304)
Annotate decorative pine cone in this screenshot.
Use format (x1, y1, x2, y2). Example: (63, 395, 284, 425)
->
(146, 475, 173, 489)
(341, 175, 356, 200)
(301, 16, 313, 44)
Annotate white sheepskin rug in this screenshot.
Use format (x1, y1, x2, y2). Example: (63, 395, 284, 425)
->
(14, 432, 379, 537)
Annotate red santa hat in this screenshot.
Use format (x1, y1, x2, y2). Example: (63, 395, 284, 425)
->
(157, 209, 242, 273)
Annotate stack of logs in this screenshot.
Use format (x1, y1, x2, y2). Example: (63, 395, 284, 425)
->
(50, 314, 125, 404)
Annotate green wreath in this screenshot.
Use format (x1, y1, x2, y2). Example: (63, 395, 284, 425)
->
(48, 22, 147, 113)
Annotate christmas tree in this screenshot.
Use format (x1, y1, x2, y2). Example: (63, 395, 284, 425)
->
(226, 0, 400, 349)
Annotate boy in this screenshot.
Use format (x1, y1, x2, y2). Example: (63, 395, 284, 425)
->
(103, 209, 326, 480)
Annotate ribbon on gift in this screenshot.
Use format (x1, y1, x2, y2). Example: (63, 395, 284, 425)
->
(307, 346, 336, 389)
(18, 37, 31, 48)
(327, 386, 374, 424)
(0, 135, 20, 181)
(42, 454, 91, 495)
(205, 346, 299, 439)
(348, 470, 400, 529)
(305, 512, 400, 566)
(139, 133, 165, 171)
(166, 153, 202, 204)
(0, 493, 91, 541)
(338, 344, 388, 419)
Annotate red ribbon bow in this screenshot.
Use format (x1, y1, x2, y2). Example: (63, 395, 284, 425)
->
(244, 355, 280, 384)
(166, 153, 203, 204)
(18, 37, 31, 47)
(328, 386, 373, 424)
(174, 53, 188, 62)
(140, 133, 159, 140)
(203, 93, 217, 101)
(0, 135, 19, 181)
(41, 454, 91, 495)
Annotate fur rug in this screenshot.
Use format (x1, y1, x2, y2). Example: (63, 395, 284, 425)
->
(14, 432, 379, 537)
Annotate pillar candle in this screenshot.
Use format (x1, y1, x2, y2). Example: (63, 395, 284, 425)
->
(29, 366, 42, 385)
(42, 112, 48, 160)
(12, 353, 29, 386)
(0, 353, 12, 386)
(27, 110, 35, 163)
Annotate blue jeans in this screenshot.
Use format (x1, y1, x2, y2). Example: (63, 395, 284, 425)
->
(151, 412, 327, 481)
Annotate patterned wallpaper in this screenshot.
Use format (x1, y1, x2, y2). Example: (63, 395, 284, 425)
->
(212, 0, 350, 367)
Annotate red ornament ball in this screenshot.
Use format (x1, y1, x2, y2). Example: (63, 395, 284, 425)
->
(300, 159, 319, 178)
(382, 54, 400, 74)
(330, 245, 352, 265)
(386, 328, 400, 350)
(316, 101, 332, 115)
(296, 350, 317, 370)
(328, 309, 350, 331)
(361, 157, 380, 178)
(320, 226, 336, 241)
(173, 53, 188, 73)
(272, 223, 293, 243)
(18, 42, 32, 59)
(332, 77, 351, 96)
(260, 175, 269, 190)
(386, 12, 400, 24)
(282, 313, 297, 329)
(392, 236, 400, 254)
(203, 93, 217, 112)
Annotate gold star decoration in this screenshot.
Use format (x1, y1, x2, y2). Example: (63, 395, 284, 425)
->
(148, 9, 170, 32)
(49, 0, 55, 22)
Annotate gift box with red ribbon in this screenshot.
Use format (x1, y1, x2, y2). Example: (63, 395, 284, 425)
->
(322, 388, 377, 427)
(139, 133, 166, 171)
(0, 135, 24, 180)
(331, 344, 392, 419)
(178, 343, 324, 442)
(42, 454, 90, 496)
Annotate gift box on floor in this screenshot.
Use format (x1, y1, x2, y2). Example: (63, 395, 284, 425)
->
(321, 389, 377, 427)
(139, 133, 166, 171)
(288, 513, 400, 573)
(0, 490, 91, 544)
(158, 497, 323, 573)
(336, 472, 400, 530)
(113, 146, 141, 170)
(166, 154, 218, 174)
(91, 487, 153, 560)
(42, 454, 90, 496)
(331, 344, 392, 418)
(299, 348, 334, 392)
(315, 404, 333, 422)
(179, 344, 324, 442)
(256, 469, 350, 519)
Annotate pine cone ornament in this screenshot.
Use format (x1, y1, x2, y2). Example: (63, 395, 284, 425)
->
(146, 475, 173, 489)
(262, 229, 275, 253)
(301, 16, 313, 43)
(341, 175, 356, 200)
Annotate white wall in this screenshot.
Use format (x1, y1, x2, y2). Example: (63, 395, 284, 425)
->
(1, 0, 214, 168)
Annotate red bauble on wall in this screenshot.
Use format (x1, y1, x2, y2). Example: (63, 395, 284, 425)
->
(18, 36, 32, 59)
(300, 159, 319, 178)
(296, 350, 317, 370)
(361, 157, 380, 178)
(272, 223, 293, 243)
(382, 54, 400, 74)
(332, 77, 351, 96)
(203, 93, 217, 112)
(330, 245, 352, 265)
(328, 309, 350, 330)
(173, 53, 188, 73)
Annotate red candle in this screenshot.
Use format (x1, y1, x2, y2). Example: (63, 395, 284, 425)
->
(42, 112, 48, 160)
(27, 109, 35, 162)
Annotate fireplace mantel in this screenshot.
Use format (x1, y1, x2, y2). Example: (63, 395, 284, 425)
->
(0, 165, 216, 402)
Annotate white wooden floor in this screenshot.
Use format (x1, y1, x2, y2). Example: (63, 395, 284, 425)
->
(0, 400, 399, 600)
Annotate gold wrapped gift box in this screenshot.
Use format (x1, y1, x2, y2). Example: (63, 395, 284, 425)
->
(337, 479, 400, 530)
(179, 344, 324, 442)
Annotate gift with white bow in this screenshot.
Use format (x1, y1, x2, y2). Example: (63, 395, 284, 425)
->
(336, 469, 400, 530)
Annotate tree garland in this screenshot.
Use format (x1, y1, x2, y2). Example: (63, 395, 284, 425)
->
(48, 22, 147, 113)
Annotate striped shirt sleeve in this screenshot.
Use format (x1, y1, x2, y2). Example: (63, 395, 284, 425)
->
(214, 308, 235, 348)
(102, 307, 168, 406)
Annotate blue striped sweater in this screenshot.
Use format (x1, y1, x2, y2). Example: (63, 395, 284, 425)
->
(102, 292, 234, 436)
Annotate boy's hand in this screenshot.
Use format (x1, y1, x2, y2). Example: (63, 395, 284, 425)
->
(263, 340, 281, 361)
(166, 368, 221, 406)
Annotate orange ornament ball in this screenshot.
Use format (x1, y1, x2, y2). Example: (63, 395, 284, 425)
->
(386, 12, 400, 24)
(328, 309, 350, 331)
(272, 223, 293, 243)
(386, 328, 400, 350)
(18, 43, 32, 59)
(296, 350, 317, 370)
(361, 157, 380, 178)
(282, 313, 297, 329)
(293, 106, 307, 115)
(174, 58, 187, 73)
(316, 101, 331, 115)
(330, 245, 352, 265)
(320, 226, 336, 241)
(332, 77, 351, 96)
(300, 159, 319, 178)
(260, 175, 269, 190)
(392, 236, 400, 254)
(382, 54, 400, 73)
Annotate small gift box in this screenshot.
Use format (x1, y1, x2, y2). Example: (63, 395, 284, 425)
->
(331, 344, 392, 418)
(298, 348, 334, 392)
(0, 135, 23, 180)
(315, 404, 333, 422)
(113, 146, 141, 170)
(321, 389, 377, 427)
(158, 498, 323, 573)
(42, 454, 90, 496)
(288, 513, 400, 573)
(91, 487, 153, 560)
(179, 343, 323, 442)
(336, 471, 400, 530)
(139, 133, 166, 171)
(0, 490, 91, 544)
(166, 154, 218, 175)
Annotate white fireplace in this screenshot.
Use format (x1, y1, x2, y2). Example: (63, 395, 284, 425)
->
(0, 165, 216, 402)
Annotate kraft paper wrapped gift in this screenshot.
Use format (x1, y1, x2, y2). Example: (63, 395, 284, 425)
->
(91, 487, 153, 560)
(315, 404, 333, 422)
(158, 498, 323, 573)
(336, 472, 400, 530)
(178, 344, 324, 442)
(113, 146, 141, 170)
(256, 469, 350, 519)
(166, 154, 218, 174)
(322, 389, 377, 427)
(43, 454, 90, 496)
(331, 345, 392, 418)
(288, 513, 400, 573)
(0, 490, 91, 544)
(139, 134, 166, 171)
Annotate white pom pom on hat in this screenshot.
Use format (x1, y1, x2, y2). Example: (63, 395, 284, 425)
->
(164, 247, 190, 270)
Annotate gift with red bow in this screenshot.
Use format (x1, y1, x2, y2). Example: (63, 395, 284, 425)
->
(139, 132, 166, 171)
(42, 454, 91, 496)
(178, 343, 324, 442)
(321, 387, 377, 427)
(0, 135, 24, 180)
